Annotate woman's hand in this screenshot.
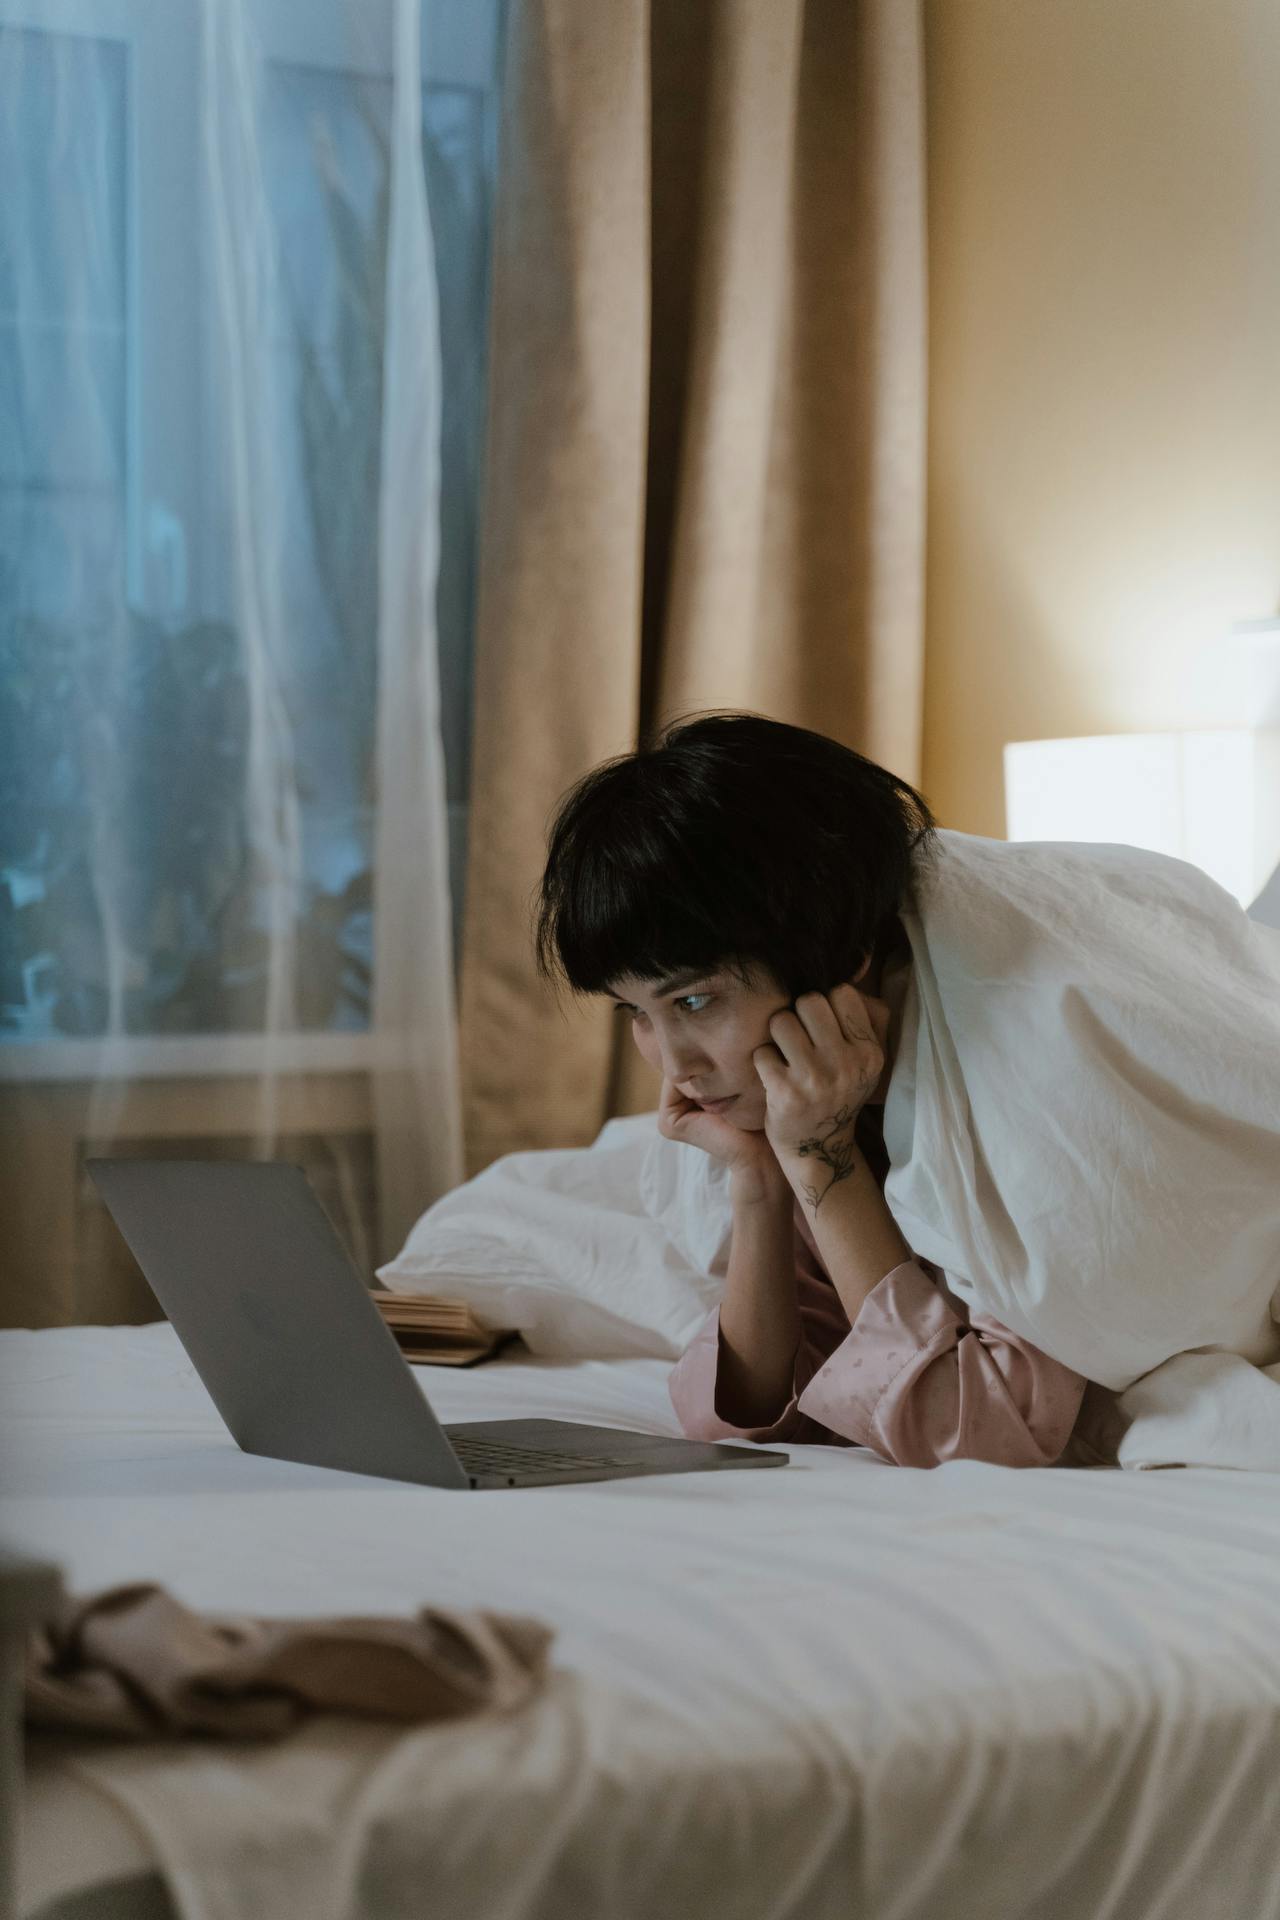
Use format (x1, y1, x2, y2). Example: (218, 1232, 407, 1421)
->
(656, 1077, 787, 1200)
(752, 985, 891, 1207)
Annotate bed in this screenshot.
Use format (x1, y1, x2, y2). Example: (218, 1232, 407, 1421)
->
(7, 1319, 1280, 1920)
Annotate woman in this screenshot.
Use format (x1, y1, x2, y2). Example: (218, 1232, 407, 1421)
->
(534, 712, 1089, 1468)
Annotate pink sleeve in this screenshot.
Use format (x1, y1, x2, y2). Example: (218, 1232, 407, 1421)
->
(667, 1252, 858, 1447)
(795, 1259, 1088, 1468)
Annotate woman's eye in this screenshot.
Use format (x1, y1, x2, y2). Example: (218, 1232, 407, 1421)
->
(610, 994, 711, 1018)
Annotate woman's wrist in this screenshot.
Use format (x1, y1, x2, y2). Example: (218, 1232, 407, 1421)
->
(768, 1101, 878, 1217)
(729, 1154, 794, 1211)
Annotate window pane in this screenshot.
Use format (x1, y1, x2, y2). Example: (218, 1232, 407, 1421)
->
(0, 15, 495, 1044)
(0, 26, 129, 1039)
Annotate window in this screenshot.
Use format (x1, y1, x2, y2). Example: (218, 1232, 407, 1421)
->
(0, 0, 500, 1074)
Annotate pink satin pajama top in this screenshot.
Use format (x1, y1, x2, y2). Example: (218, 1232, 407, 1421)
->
(668, 1204, 1088, 1468)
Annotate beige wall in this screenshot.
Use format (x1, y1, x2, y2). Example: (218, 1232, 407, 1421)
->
(921, 0, 1280, 838)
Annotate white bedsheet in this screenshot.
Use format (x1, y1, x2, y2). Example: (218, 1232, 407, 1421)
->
(8, 1324, 1280, 1920)
(881, 831, 1280, 1469)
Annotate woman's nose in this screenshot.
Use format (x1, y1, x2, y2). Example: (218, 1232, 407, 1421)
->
(656, 1031, 707, 1082)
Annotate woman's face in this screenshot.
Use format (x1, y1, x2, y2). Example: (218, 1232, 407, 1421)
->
(607, 956, 875, 1132)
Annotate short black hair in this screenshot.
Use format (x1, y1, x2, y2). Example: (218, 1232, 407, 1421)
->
(534, 711, 938, 1000)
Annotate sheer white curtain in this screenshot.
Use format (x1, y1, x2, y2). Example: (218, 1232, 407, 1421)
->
(0, 0, 496, 1322)
(371, 0, 464, 1255)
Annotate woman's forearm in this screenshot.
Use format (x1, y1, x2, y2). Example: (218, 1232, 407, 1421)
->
(779, 1134, 911, 1329)
(714, 1169, 803, 1427)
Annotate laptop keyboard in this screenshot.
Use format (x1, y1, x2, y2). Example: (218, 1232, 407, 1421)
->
(448, 1436, 639, 1477)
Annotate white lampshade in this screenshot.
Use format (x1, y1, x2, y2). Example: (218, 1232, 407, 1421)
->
(1003, 730, 1280, 910)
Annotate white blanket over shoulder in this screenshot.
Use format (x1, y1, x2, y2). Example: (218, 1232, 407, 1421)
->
(884, 831, 1280, 1470)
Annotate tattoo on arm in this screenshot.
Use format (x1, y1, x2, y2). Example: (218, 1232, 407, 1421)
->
(797, 1106, 860, 1211)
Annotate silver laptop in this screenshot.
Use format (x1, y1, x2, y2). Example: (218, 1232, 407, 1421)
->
(86, 1159, 788, 1491)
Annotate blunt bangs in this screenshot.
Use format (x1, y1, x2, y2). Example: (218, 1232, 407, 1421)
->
(534, 713, 937, 1000)
(534, 756, 762, 993)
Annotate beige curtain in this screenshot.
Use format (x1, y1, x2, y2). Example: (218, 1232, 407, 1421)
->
(459, 0, 928, 1177)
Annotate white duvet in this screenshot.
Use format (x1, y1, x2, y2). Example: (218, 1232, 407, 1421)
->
(11, 1324, 1280, 1920)
(882, 831, 1280, 1469)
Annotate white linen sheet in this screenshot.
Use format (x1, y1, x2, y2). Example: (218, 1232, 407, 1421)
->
(882, 831, 1280, 1469)
(9, 1324, 1280, 1920)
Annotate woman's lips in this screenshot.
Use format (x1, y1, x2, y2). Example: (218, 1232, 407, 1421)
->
(697, 1095, 738, 1114)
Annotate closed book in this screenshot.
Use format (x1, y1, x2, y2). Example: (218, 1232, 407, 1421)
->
(369, 1288, 517, 1367)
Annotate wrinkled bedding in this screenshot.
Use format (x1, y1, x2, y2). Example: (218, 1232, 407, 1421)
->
(882, 832, 1280, 1468)
(10, 1323, 1280, 1920)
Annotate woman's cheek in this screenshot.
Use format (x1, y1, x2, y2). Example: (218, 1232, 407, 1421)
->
(631, 1021, 660, 1073)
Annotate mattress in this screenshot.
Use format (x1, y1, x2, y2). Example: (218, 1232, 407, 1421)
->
(7, 1322, 1280, 1920)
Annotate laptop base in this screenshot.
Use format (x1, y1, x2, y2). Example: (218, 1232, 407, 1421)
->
(441, 1418, 789, 1489)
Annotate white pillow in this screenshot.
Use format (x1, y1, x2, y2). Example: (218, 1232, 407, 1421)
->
(1248, 858, 1280, 930)
(376, 1113, 735, 1360)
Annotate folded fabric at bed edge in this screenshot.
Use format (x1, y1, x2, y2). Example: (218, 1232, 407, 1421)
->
(25, 1579, 554, 1740)
(882, 830, 1280, 1471)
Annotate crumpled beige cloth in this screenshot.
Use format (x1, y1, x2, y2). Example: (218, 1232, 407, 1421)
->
(24, 1581, 554, 1741)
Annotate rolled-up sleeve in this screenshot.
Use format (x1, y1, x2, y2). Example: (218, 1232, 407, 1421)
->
(796, 1259, 1087, 1468)
(671, 1267, 859, 1443)
(668, 1201, 1088, 1467)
